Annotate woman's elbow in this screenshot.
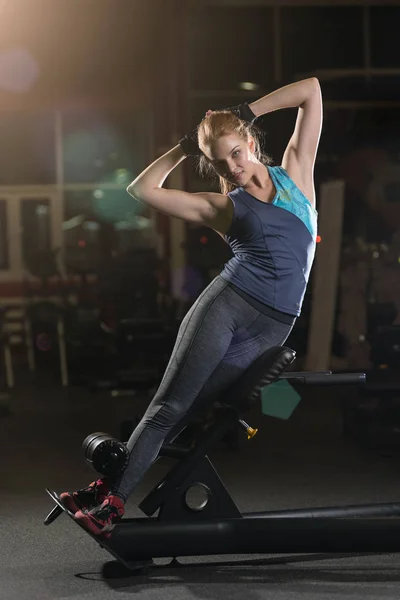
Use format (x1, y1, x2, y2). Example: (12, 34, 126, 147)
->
(126, 183, 135, 197)
(127, 183, 156, 206)
(127, 183, 142, 201)
(309, 77, 321, 92)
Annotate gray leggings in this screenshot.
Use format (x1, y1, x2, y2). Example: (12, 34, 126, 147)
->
(112, 276, 293, 501)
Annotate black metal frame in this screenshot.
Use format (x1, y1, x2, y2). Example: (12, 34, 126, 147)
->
(45, 347, 400, 570)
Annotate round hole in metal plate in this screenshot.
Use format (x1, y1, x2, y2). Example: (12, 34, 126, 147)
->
(184, 483, 211, 512)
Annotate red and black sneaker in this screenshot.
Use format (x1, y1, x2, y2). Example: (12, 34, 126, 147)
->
(59, 478, 110, 515)
(75, 495, 124, 538)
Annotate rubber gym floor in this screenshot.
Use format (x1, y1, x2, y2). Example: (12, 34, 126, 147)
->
(2, 377, 400, 600)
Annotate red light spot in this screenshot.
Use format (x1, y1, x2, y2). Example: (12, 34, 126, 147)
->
(316, 235, 322, 243)
(78, 240, 86, 247)
(200, 236, 208, 245)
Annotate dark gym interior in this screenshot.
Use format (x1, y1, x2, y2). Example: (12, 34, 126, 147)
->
(3, 2, 400, 599)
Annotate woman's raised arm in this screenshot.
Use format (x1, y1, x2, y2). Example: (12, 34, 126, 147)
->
(127, 145, 227, 225)
(250, 78, 322, 206)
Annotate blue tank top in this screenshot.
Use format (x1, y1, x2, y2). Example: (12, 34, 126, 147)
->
(220, 166, 318, 317)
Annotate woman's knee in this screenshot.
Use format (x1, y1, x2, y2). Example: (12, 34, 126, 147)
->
(143, 399, 187, 433)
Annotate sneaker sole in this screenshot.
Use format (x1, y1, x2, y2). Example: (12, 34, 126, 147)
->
(75, 510, 115, 538)
(45, 488, 152, 572)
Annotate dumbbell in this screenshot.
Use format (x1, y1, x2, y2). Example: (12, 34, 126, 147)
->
(82, 432, 129, 476)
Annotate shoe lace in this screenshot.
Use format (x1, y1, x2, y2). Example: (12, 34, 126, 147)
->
(91, 499, 120, 521)
(76, 479, 109, 501)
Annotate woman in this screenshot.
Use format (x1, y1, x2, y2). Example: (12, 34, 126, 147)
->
(63, 77, 323, 536)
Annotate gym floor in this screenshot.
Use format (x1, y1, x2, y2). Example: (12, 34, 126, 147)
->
(2, 377, 400, 600)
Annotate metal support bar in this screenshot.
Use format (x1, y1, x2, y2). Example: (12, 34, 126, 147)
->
(158, 442, 192, 459)
(109, 516, 400, 561)
(280, 372, 366, 386)
(57, 316, 68, 387)
(243, 501, 400, 519)
(139, 407, 238, 515)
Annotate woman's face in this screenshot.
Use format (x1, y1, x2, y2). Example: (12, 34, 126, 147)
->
(204, 132, 256, 186)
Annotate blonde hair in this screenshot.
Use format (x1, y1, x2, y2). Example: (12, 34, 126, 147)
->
(197, 110, 272, 195)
